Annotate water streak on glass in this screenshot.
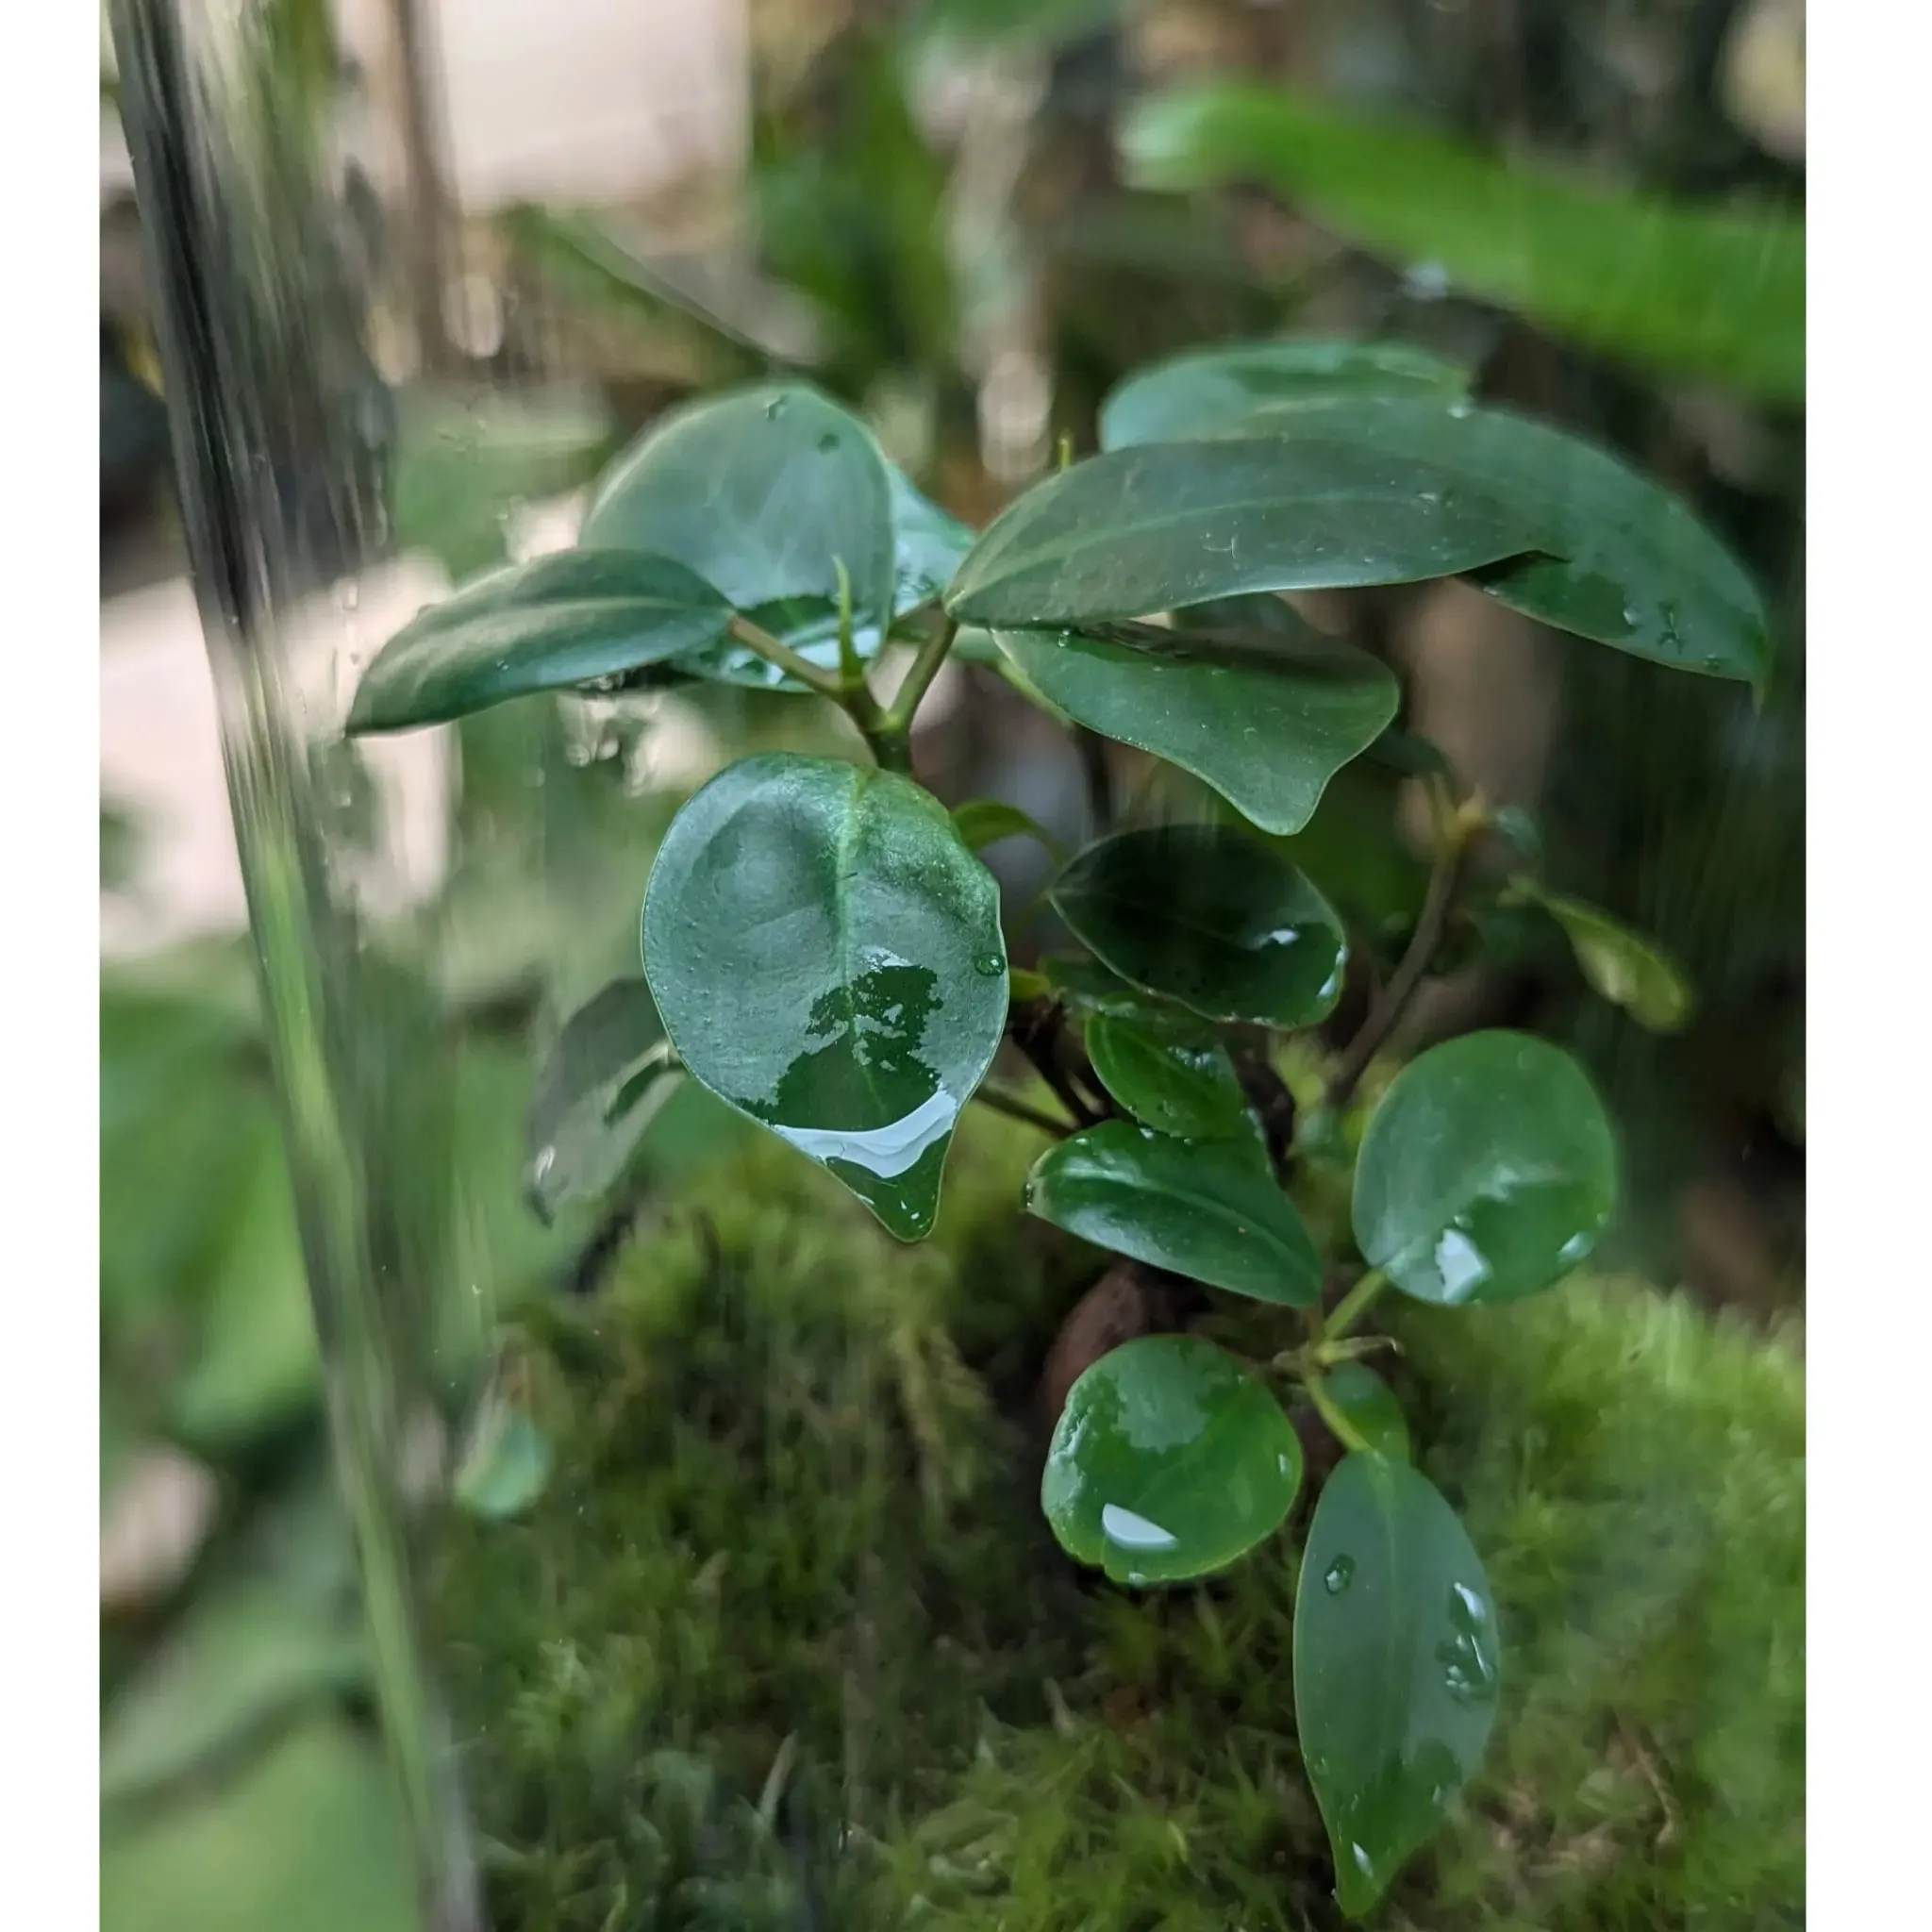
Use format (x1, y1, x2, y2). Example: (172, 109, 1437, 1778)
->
(108, 3, 480, 1925)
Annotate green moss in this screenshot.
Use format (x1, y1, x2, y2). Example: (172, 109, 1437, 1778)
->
(434, 1122, 1802, 1929)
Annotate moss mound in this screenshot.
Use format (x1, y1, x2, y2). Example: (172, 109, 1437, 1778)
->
(434, 1120, 1803, 1930)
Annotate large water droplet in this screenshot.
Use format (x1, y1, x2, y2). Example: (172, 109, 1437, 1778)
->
(1102, 1503, 1178, 1553)
(974, 952, 1007, 977)
(1324, 1555, 1356, 1595)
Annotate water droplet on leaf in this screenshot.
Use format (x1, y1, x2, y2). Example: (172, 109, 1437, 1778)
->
(1324, 1556, 1356, 1595)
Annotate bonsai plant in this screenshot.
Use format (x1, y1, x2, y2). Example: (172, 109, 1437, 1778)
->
(346, 339, 1767, 1919)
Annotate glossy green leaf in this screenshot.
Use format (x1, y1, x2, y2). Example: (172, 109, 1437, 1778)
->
(580, 384, 895, 689)
(1101, 337, 1471, 449)
(1124, 86, 1804, 403)
(1042, 1334, 1304, 1586)
(950, 797, 1060, 857)
(1294, 1453, 1503, 1919)
(1516, 881, 1695, 1033)
(641, 754, 1008, 1240)
(1210, 397, 1771, 684)
(944, 438, 1532, 627)
(1083, 1010, 1255, 1141)
(1026, 1121, 1320, 1305)
(1052, 825, 1347, 1028)
(345, 550, 731, 733)
(525, 980, 681, 1223)
(1353, 1031, 1618, 1307)
(1319, 1361, 1411, 1462)
(991, 613, 1397, 836)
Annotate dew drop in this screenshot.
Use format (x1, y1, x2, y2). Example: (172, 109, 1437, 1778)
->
(974, 953, 1007, 978)
(814, 430, 840, 453)
(1324, 1556, 1356, 1595)
(764, 397, 789, 421)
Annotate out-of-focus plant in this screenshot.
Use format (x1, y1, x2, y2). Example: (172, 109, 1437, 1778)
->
(343, 330, 1766, 1914)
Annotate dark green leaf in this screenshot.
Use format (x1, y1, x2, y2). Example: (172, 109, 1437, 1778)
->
(992, 614, 1398, 836)
(1083, 1010, 1255, 1141)
(1026, 1121, 1320, 1304)
(1124, 86, 1804, 403)
(1101, 337, 1471, 449)
(1516, 881, 1695, 1033)
(1294, 1453, 1503, 1919)
(641, 754, 1008, 1240)
(1353, 1031, 1618, 1306)
(950, 797, 1060, 857)
(1042, 1334, 1303, 1585)
(580, 385, 895, 690)
(1212, 397, 1771, 684)
(1363, 726, 1452, 781)
(1052, 825, 1347, 1027)
(1273, 759, 1431, 945)
(525, 980, 681, 1222)
(346, 550, 732, 733)
(1040, 951, 1162, 1016)
(944, 439, 1533, 627)
(1319, 1361, 1410, 1461)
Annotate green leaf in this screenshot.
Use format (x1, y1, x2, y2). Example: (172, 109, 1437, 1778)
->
(1026, 1121, 1320, 1305)
(1042, 1334, 1303, 1585)
(1124, 86, 1804, 404)
(1353, 1031, 1618, 1307)
(525, 980, 681, 1223)
(944, 439, 1533, 627)
(950, 797, 1060, 857)
(454, 1397, 555, 1521)
(1041, 951, 1172, 1017)
(580, 384, 896, 690)
(1320, 1361, 1411, 1462)
(1083, 1009, 1255, 1141)
(991, 613, 1398, 836)
(101, 1721, 415, 1932)
(1294, 1453, 1503, 1919)
(345, 550, 732, 733)
(1052, 825, 1347, 1028)
(1514, 880, 1695, 1033)
(101, 1583, 366, 1808)
(1100, 337, 1471, 449)
(1206, 397, 1771, 685)
(641, 754, 1008, 1240)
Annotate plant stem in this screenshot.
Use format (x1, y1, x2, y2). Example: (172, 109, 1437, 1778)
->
(883, 616, 959, 735)
(1325, 798, 1473, 1110)
(1325, 1269, 1388, 1343)
(725, 613, 845, 698)
(1074, 726, 1114, 835)
(971, 1082, 1076, 1139)
(1303, 1367, 1373, 1457)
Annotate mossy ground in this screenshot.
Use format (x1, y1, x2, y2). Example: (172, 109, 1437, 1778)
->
(433, 1117, 1803, 1930)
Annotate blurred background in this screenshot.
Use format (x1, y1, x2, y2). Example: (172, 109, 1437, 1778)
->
(99, 2, 1803, 1925)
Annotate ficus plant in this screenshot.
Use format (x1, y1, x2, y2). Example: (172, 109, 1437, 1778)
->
(347, 340, 1761, 1919)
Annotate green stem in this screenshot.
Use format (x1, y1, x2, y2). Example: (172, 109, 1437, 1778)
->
(883, 616, 959, 736)
(1324, 791, 1476, 1109)
(725, 612, 844, 698)
(970, 1082, 1076, 1139)
(1303, 1368, 1372, 1457)
(1325, 1269, 1388, 1343)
